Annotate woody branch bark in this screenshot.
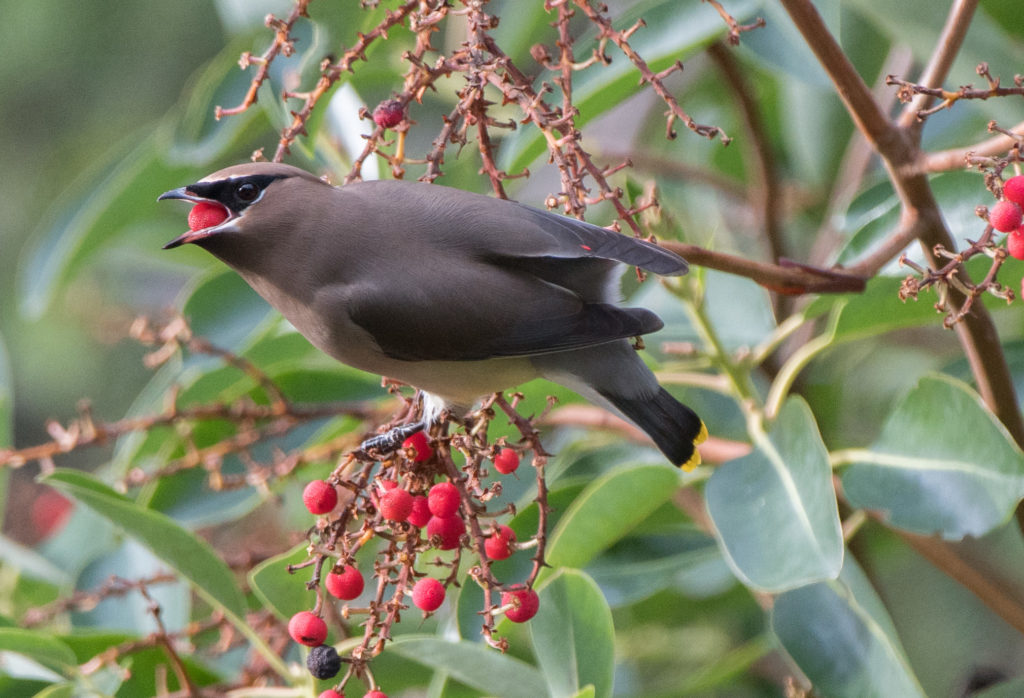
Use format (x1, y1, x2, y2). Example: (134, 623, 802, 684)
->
(779, 0, 1024, 448)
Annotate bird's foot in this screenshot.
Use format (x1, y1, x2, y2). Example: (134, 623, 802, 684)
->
(358, 420, 426, 456)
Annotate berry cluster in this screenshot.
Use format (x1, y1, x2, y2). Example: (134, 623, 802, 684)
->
(899, 168, 1024, 326)
(991, 175, 1024, 260)
(284, 404, 541, 697)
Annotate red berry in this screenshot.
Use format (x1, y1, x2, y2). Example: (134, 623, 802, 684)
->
(364, 692, 387, 698)
(372, 99, 404, 129)
(379, 479, 398, 491)
(1008, 229, 1024, 260)
(31, 489, 72, 539)
(402, 431, 433, 462)
(325, 565, 364, 600)
(288, 611, 328, 646)
(380, 488, 414, 522)
(406, 495, 431, 527)
(187, 201, 228, 231)
(411, 577, 446, 612)
(426, 514, 465, 550)
(428, 481, 460, 518)
(319, 691, 344, 698)
(1005, 176, 1024, 206)
(493, 448, 520, 475)
(990, 200, 1023, 233)
(501, 589, 540, 623)
(484, 525, 517, 561)
(303, 481, 338, 515)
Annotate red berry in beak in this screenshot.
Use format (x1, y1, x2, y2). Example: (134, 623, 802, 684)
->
(188, 201, 229, 231)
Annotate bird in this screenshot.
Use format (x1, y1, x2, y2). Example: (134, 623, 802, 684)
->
(159, 162, 707, 468)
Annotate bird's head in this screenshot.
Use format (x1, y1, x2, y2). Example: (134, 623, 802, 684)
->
(159, 162, 331, 251)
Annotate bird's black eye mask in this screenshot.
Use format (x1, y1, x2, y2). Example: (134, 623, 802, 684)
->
(189, 174, 288, 213)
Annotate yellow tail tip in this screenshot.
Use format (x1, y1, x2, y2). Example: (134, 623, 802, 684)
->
(678, 421, 708, 471)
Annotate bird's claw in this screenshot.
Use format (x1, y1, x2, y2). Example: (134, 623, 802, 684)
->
(358, 421, 426, 456)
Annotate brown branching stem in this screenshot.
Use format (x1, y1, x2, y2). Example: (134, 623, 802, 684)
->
(781, 0, 1024, 636)
(778, 0, 1024, 445)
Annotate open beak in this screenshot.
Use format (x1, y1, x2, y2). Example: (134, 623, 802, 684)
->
(158, 187, 235, 249)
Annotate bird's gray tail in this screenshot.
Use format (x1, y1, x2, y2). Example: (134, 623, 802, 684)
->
(601, 387, 707, 470)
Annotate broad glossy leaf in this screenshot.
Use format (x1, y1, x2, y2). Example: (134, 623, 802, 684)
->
(842, 374, 1024, 539)
(706, 397, 843, 592)
(838, 172, 994, 272)
(587, 531, 734, 605)
(181, 269, 272, 353)
(40, 469, 246, 621)
(634, 271, 776, 353)
(531, 570, 614, 698)
(772, 558, 926, 698)
(543, 464, 682, 577)
(248, 544, 318, 623)
(389, 635, 548, 698)
(73, 541, 189, 634)
(0, 628, 76, 677)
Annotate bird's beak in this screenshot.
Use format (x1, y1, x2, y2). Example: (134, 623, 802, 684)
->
(157, 187, 200, 203)
(158, 187, 235, 249)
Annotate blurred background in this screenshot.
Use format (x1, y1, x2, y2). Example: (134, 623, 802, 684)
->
(0, 0, 235, 541)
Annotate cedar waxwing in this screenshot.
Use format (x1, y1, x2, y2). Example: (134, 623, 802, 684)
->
(159, 163, 707, 468)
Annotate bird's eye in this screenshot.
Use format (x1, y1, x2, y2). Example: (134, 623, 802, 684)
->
(235, 182, 260, 202)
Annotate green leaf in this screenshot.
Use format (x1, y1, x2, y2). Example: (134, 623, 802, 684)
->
(31, 683, 75, 698)
(705, 397, 843, 592)
(531, 570, 614, 698)
(848, 0, 1024, 101)
(389, 635, 548, 698)
(772, 558, 926, 698)
(16, 138, 196, 319)
(40, 469, 246, 620)
(587, 530, 734, 605)
(0, 628, 76, 676)
(180, 269, 272, 352)
(544, 464, 682, 576)
(248, 544, 316, 623)
(841, 374, 1024, 539)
